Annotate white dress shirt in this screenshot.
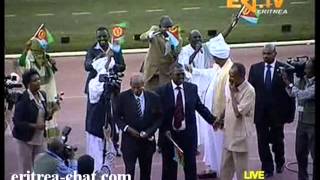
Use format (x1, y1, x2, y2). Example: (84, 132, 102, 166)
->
(171, 81, 186, 131)
(264, 60, 276, 82)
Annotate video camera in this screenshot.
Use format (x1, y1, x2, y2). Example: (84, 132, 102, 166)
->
(4, 73, 23, 111)
(61, 126, 78, 161)
(279, 56, 309, 78)
(99, 65, 124, 90)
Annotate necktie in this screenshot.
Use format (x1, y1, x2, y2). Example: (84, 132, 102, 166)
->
(173, 86, 184, 129)
(265, 64, 272, 91)
(136, 97, 143, 118)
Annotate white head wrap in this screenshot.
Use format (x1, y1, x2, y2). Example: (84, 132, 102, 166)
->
(207, 33, 230, 59)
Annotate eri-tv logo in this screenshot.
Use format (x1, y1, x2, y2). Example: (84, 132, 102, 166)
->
(227, 0, 288, 15)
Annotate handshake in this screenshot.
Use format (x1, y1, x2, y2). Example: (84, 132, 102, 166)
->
(212, 115, 224, 131)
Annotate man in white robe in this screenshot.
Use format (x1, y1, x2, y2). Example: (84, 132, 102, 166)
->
(178, 30, 214, 147)
(209, 33, 234, 178)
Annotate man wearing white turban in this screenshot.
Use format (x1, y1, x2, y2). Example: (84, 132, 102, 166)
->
(208, 33, 234, 127)
(178, 27, 235, 178)
(208, 33, 234, 178)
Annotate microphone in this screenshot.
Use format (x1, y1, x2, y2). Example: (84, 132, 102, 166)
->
(195, 42, 203, 53)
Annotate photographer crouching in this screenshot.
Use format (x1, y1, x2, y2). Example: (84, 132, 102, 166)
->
(33, 137, 77, 178)
(281, 57, 315, 180)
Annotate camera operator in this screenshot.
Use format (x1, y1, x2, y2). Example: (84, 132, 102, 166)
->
(281, 57, 315, 180)
(84, 26, 126, 170)
(33, 137, 77, 178)
(4, 73, 23, 131)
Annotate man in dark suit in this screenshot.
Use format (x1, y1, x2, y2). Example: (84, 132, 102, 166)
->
(114, 73, 162, 180)
(248, 44, 296, 177)
(156, 63, 216, 180)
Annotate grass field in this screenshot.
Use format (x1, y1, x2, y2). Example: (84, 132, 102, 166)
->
(5, 0, 315, 53)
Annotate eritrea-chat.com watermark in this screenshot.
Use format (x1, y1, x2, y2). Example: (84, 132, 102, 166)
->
(227, 0, 288, 15)
(11, 171, 132, 180)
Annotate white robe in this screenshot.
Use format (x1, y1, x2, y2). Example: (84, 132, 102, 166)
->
(192, 67, 224, 175)
(87, 50, 117, 172)
(178, 44, 212, 146)
(88, 56, 115, 104)
(86, 132, 116, 172)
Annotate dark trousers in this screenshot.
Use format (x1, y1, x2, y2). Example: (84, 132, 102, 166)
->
(256, 123, 285, 173)
(111, 91, 120, 151)
(112, 125, 120, 150)
(296, 123, 315, 180)
(122, 139, 155, 180)
(161, 131, 197, 180)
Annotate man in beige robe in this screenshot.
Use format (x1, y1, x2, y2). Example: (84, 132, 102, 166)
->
(140, 15, 182, 91)
(220, 63, 256, 180)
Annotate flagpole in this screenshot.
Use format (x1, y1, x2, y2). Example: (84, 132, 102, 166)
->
(165, 132, 184, 153)
(32, 23, 44, 39)
(231, 5, 245, 28)
(221, 5, 245, 38)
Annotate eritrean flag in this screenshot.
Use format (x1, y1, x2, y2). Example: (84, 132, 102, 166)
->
(173, 145, 185, 167)
(18, 24, 55, 67)
(112, 22, 128, 45)
(169, 25, 180, 40)
(239, 6, 260, 25)
(33, 24, 55, 49)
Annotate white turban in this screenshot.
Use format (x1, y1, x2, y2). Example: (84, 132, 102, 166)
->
(207, 33, 230, 59)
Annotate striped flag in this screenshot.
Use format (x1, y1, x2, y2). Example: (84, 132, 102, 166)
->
(166, 31, 180, 49)
(165, 132, 185, 167)
(173, 146, 185, 167)
(239, 6, 260, 25)
(169, 25, 180, 39)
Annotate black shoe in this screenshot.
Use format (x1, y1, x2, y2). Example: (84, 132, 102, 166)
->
(197, 172, 217, 179)
(276, 165, 284, 173)
(265, 172, 274, 178)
